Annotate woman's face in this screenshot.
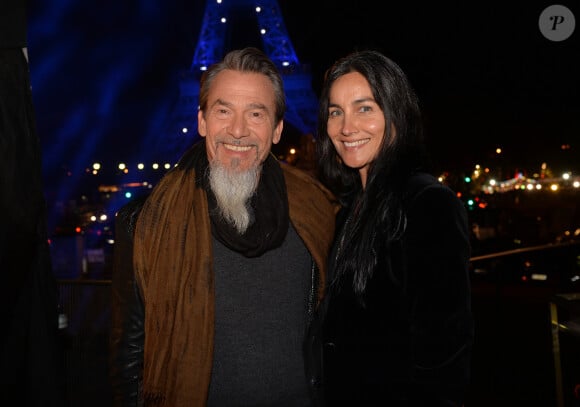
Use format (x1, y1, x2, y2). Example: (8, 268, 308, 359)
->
(326, 71, 386, 188)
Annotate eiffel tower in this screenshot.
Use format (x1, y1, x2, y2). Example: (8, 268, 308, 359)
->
(161, 0, 319, 164)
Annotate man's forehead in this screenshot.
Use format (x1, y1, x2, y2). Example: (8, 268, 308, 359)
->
(207, 71, 276, 107)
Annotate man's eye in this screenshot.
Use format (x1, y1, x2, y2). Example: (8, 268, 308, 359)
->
(329, 110, 341, 117)
(248, 111, 266, 122)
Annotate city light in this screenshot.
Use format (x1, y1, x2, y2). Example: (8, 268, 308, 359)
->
(72, 153, 580, 198)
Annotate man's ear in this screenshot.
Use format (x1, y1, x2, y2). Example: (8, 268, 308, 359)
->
(272, 120, 283, 145)
(198, 110, 207, 137)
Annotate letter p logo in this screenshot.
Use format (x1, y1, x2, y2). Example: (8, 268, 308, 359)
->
(539, 5, 576, 41)
(550, 14, 566, 31)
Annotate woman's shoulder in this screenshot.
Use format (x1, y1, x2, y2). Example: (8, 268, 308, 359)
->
(403, 172, 460, 207)
(404, 172, 439, 195)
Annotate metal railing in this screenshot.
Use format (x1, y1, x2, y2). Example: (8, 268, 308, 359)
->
(55, 240, 580, 407)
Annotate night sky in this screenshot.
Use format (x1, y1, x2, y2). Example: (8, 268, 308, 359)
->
(286, 1, 580, 175)
(28, 1, 579, 191)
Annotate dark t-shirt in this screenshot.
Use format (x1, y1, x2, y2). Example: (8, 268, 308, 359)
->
(208, 223, 312, 406)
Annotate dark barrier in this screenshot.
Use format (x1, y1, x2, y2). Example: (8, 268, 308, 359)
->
(467, 240, 580, 407)
(550, 293, 580, 407)
(58, 279, 112, 407)
(55, 240, 580, 407)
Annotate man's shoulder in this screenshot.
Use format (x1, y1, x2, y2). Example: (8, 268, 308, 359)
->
(280, 162, 335, 199)
(116, 193, 150, 236)
(279, 161, 315, 182)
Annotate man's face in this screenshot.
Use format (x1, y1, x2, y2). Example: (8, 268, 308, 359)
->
(198, 70, 283, 173)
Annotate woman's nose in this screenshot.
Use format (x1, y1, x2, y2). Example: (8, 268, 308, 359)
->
(341, 115, 358, 136)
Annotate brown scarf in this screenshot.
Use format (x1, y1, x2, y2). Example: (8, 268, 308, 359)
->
(133, 143, 338, 406)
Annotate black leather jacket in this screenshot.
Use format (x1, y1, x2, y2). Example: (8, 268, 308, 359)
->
(109, 196, 146, 406)
(109, 195, 325, 406)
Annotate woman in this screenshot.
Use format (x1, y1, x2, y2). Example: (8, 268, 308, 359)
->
(315, 50, 474, 406)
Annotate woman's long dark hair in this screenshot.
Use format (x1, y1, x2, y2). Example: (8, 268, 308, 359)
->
(316, 50, 428, 296)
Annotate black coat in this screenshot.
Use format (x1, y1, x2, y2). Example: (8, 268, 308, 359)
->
(319, 172, 474, 406)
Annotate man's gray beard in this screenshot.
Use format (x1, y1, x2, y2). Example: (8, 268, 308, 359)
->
(209, 159, 261, 234)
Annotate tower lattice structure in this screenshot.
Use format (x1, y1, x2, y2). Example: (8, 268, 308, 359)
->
(162, 0, 319, 159)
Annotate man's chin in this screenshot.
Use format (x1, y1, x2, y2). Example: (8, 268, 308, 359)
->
(220, 159, 260, 175)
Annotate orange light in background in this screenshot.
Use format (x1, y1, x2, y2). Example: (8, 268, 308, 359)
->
(75, 226, 82, 233)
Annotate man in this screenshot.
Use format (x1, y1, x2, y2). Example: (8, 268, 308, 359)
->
(109, 47, 338, 406)
(0, 1, 63, 405)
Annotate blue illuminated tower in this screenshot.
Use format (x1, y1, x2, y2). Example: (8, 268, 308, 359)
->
(164, 0, 319, 158)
